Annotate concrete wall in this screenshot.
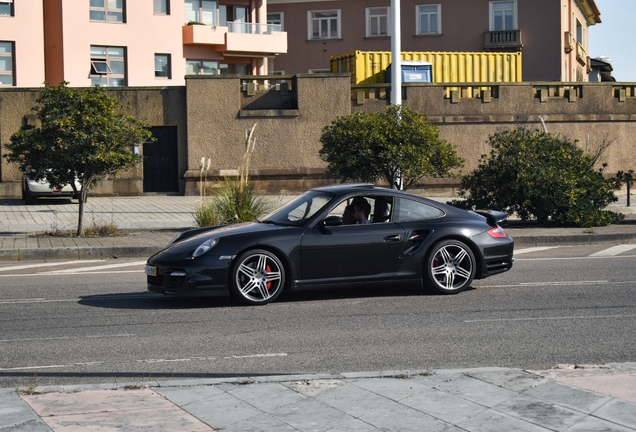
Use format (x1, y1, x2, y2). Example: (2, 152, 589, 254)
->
(0, 86, 187, 197)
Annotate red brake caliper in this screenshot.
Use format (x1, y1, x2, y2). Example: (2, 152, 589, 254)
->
(265, 265, 272, 290)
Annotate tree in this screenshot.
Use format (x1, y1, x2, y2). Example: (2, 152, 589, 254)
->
(449, 127, 625, 227)
(3, 82, 152, 236)
(319, 105, 463, 190)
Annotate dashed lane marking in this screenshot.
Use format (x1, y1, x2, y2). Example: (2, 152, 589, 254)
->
(0, 260, 104, 272)
(589, 244, 636, 257)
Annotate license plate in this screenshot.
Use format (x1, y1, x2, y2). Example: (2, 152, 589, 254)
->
(145, 265, 157, 277)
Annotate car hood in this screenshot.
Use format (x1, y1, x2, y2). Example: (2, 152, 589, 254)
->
(154, 221, 287, 257)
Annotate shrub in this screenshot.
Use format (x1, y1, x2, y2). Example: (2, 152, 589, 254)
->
(449, 128, 625, 227)
(319, 105, 463, 190)
(194, 180, 270, 227)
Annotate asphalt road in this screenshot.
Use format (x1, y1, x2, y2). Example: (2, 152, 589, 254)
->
(1, 244, 635, 389)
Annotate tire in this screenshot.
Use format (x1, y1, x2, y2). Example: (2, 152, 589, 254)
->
(230, 249, 285, 305)
(425, 240, 476, 294)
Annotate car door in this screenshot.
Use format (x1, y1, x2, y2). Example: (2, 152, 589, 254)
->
(299, 196, 405, 282)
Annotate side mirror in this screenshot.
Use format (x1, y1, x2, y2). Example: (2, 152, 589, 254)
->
(322, 216, 342, 227)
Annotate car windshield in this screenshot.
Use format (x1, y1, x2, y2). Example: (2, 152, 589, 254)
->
(261, 191, 334, 226)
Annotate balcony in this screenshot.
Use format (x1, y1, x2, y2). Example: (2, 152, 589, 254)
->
(182, 22, 287, 55)
(564, 31, 573, 53)
(576, 42, 587, 66)
(484, 30, 523, 51)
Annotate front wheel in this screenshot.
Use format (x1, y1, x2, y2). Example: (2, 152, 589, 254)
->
(230, 249, 285, 305)
(425, 240, 476, 294)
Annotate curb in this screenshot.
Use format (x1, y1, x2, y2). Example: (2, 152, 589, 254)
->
(0, 246, 164, 261)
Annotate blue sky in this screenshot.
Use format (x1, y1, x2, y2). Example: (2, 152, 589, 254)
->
(588, 0, 635, 81)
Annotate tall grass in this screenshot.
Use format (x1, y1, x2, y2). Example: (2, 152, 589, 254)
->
(194, 124, 270, 227)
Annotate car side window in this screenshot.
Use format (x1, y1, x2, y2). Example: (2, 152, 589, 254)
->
(326, 195, 393, 225)
(395, 198, 444, 221)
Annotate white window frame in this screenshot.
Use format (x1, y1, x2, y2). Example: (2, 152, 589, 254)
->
(416, 5, 441, 35)
(184, 0, 216, 25)
(366, 7, 389, 38)
(267, 12, 284, 30)
(154, 0, 169, 15)
(90, 46, 126, 87)
(489, 1, 517, 31)
(307, 10, 341, 40)
(0, 0, 14, 17)
(89, 0, 125, 23)
(0, 41, 14, 86)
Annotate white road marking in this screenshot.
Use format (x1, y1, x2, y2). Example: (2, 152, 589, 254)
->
(465, 314, 636, 323)
(0, 353, 288, 371)
(590, 244, 636, 257)
(0, 294, 155, 305)
(477, 280, 635, 288)
(43, 260, 147, 274)
(0, 260, 104, 272)
(0, 334, 135, 343)
(514, 246, 562, 255)
(0, 270, 142, 278)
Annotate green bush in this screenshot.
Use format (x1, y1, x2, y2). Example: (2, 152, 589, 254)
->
(449, 128, 625, 227)
(319, 105, 463, 190)
(194, 180, 270, 227)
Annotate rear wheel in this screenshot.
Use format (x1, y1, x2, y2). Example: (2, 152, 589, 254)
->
(230, 249, 285, 305)
(425, 240, 476, 294)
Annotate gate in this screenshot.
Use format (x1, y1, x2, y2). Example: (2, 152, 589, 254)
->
(143, 126, 179, 193)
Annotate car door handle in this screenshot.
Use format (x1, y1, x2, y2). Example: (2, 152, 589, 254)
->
(384, 234, 402, 242)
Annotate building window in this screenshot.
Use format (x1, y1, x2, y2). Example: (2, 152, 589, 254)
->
(267, 12, 283, 30)
(220, 63, 249, 75)
(489, 1, 516, 31)
(366, 7, 388, 37)
(90, 46, 126, 87)
(155, 54, 171, 79)
(417, 5, 441, 35)
(90, 0, 125, 23)
(0, 0, 14, 16)
(308, 10, 340, 40)
(184, 0, 216, 25)
(0, 41, 14, 86)
(154, 0, 169, 15)
(186, 60, 219, 75)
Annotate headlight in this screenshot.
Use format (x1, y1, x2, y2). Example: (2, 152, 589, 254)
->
(192, 237, 219, 258)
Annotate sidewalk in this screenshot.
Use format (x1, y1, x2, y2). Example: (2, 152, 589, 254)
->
(1, 194, 636, 261)
(3, 365, 636, 431)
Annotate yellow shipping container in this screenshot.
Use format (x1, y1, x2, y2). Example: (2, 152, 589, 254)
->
(330, 50, 522, 84)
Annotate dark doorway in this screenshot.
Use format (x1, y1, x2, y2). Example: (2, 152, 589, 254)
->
(143, 126, 179, 193)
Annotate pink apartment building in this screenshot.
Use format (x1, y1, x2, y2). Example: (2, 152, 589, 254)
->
(267, 0, 601, 82)
(0, 0, 286, 87)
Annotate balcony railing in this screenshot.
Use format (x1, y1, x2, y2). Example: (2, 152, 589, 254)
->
(564, 31, 573, 53)
(484, 30, 522, 50)
(576, 42, 587, 66)
(227, 22, 282, 35)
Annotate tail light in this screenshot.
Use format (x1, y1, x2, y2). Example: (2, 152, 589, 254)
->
(486, 225, 508, 238)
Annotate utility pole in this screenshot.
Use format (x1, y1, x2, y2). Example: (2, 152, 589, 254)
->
(390, 0, 403, 189)
(390, 0, 401, 106)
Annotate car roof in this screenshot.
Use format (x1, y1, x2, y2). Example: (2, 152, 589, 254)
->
(311, 183, 387, 194)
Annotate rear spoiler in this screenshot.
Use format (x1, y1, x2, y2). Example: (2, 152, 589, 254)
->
(472, 210, 508, 225)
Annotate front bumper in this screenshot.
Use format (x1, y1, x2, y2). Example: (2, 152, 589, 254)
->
(146, 255, 232, 297)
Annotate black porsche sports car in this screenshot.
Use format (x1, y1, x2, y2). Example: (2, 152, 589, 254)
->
(146, 184, 514, 305)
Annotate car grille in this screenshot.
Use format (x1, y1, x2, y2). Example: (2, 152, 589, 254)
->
(147, 274, 186, 288)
